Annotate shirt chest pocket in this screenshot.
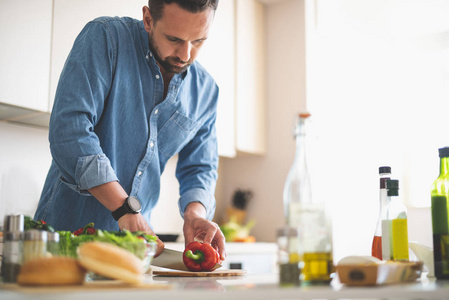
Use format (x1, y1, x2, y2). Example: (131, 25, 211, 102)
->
(157, 111, 199, 158)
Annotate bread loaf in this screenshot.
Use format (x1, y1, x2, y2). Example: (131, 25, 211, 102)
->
(17, 257, 86, 286)
(78, 241, 144, 284)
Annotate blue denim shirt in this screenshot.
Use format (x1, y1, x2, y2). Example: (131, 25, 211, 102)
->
(34, 17, 219, 232)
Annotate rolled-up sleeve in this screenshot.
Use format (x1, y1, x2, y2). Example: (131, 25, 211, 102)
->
(49, 20, 117, 195)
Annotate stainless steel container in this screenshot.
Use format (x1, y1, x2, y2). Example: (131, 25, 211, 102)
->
(3, 214, 24, 232)
(1, 231, 23, 283)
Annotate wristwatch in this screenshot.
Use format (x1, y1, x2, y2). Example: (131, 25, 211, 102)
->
(111, 196, 142, 221)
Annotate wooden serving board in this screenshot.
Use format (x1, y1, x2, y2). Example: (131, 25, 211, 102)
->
(0, 280, 171, 294)
(152, 268, 246, 277)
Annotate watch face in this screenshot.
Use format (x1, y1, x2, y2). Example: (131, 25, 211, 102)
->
(127, 196, 141, 212)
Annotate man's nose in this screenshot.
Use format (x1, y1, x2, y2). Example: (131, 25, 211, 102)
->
(176, 42, 192, 63)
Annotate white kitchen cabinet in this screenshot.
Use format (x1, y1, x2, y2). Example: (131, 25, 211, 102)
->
(200, 0, 267, 157)
(50, 0, 148, 110)
(197, 0, 236, 158)
(0, 0, 53, 112)
(235, 0, 267, 155)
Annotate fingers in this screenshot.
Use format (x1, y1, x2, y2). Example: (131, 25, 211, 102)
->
(154, 238, 165, 258)
(194, 221, 227, 261)
(211, 228, 226, 261)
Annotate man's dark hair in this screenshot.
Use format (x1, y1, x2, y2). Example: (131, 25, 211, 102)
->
(148, 0, 219, 23)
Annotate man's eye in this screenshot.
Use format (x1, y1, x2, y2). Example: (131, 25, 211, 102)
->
(192, 39, 205, 46)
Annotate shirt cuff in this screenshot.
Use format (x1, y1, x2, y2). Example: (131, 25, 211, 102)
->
(70, 153, 118, 194)
(179, 188, 216, 220)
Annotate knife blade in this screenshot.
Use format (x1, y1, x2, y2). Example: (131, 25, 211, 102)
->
(151, 248, 222, 271)
(151, 248, 189, 271)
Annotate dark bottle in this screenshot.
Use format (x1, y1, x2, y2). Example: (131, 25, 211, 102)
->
(372, 166, 391, 260)
(431, 147, 449, 279)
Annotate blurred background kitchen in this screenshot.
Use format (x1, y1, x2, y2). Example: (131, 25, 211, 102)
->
(1, 0, 448, 264)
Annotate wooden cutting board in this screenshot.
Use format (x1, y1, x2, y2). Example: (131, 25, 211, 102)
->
(0, 280, 171, 294)
(152, 268, 246, 277)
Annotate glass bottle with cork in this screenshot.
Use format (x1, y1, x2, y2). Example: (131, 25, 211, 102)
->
(385, 179, 409, 261)
(283, 112, 333, 284)
(372, 166, 391, 260)
(430, 146, 449, 279)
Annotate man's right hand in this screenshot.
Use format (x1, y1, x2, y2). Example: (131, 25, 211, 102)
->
(88, 181, 165, 257)
(118, 213, 165, 257)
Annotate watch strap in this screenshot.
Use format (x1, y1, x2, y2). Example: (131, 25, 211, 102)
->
(111, 197, 140, 221)
(111, 204, 129, 221)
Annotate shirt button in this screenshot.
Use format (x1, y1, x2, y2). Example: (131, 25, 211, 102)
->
(154, 109, 159, 115)
(150, 142, 154, 148)
(150, 52, 153, 57)
(155, 74, 160, 79)
(146, 54, 149, 60)
(137, 171, 142, 177)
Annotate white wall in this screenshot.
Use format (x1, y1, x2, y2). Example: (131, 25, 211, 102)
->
(0, 122, 52, 223)
(217, 0, 307, 243)
(219, 0, 437, 264)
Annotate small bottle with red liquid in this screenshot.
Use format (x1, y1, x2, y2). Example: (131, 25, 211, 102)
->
(372, 166, 391, 260)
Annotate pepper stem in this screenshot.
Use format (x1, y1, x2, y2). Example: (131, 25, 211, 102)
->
(185, 250, 204, 263)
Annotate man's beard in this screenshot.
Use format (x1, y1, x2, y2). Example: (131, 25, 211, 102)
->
(148, 33, 192, 74)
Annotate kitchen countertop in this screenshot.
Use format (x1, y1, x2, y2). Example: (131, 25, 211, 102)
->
(1, 272, 449, 300)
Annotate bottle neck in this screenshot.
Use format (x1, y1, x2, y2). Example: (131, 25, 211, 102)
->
(294, 118, 307, 162)
(439, 156, 449, 176)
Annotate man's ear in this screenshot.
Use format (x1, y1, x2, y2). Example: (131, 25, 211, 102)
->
(142, 6, 153, 32)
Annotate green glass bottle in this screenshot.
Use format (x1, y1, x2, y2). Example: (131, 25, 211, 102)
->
(431, 147, 449, 279)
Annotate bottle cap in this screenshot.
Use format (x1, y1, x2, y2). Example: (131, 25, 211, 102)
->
(298, 112, 311, 119)
(438, 147, 449, 158)
(3, 214, 24, 233)
(386, 179, 399, 189)
(47, 232, 59, 242)
(277, 227, 298, 237)
(25, 229, 48, 241)
(379, 166, 391, 174)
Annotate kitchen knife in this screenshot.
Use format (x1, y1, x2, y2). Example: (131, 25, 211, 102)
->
(151, 248, 221, 271)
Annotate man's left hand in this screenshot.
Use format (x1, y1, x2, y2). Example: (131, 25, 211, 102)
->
(183, 202, 226, 261)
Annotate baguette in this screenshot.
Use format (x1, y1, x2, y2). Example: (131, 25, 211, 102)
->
(77, 241, 144, 284)
(17, 257, 86, 286)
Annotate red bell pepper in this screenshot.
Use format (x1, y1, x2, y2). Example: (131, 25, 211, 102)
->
(183, 241, 220, 272)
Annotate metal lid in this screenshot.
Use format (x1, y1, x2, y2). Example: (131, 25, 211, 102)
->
(379, 166, 391, 174)
(25, 229, 48, 241)
(3, 214, 24, 232)
(438, 147, 449, 158)
(386, 179, 399, 189)
(277, 227, 298, 237)
(47, 232, 59, 242)
(4, 231, 23, 241)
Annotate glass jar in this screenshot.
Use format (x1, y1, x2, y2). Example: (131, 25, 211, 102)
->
(277, 227, 300, 286)
(1, 231, 23, 283)
(23, 229, 47, 263)
(47, 232, 60, 256)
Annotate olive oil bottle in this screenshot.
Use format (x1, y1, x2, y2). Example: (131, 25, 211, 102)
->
(430, 147, 449, 279)
(283, 113, 333, 284)
(386, 179, 409, 261)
